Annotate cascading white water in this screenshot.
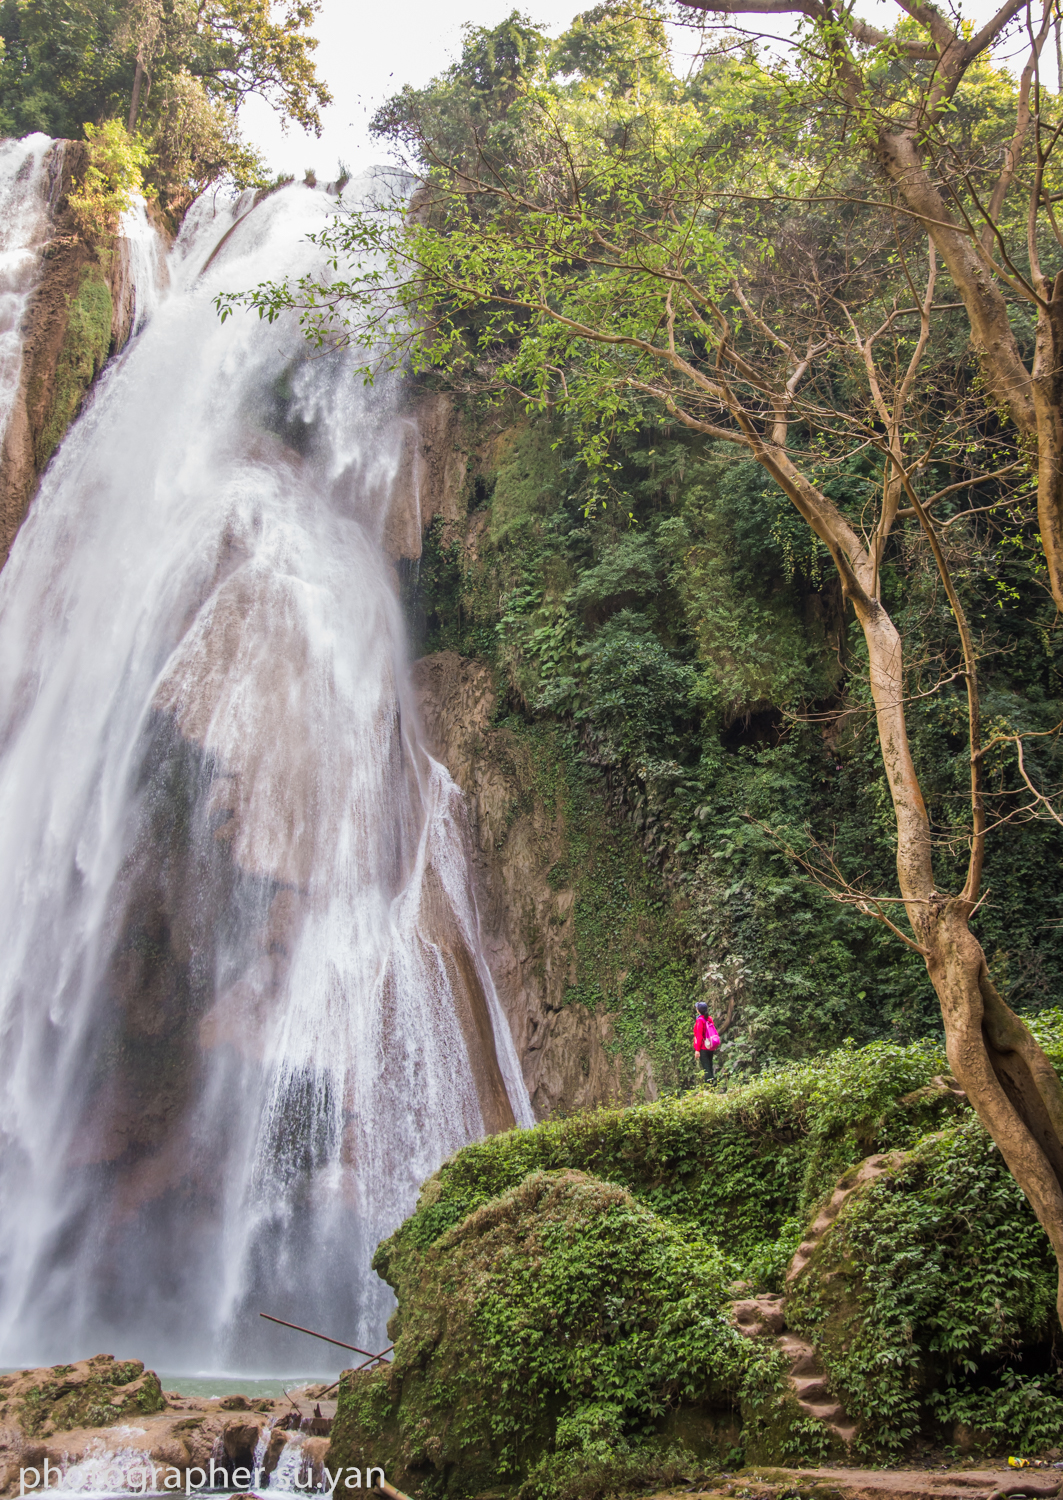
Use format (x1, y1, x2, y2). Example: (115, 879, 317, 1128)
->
(119, 196, 164, 336)
(0, 134, 55, 448)
(0, 172, 532, 1372)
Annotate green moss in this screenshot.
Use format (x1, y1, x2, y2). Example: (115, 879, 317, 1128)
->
(487, 425, 565, 546)
(16, 1359, 164, 1436)
(404, 393, 1063, 1075)
(397, 1035, 967, 1273)
(332, 1170, 756, 1497)
(36, 260, 113, 467)
(497, 718, 698, 1086)
(785, 1118, 1062, 1460)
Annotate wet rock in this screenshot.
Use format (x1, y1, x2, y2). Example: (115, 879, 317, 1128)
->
(221, 1420, 260, 1470)
(0, 1358, 312, 1497)
(263, 1426, 288, 1481)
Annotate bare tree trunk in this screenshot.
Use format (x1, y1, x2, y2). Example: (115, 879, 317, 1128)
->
(128, 57, 146, 135)
(669, 0, 1063, 1324)
(929, 909, 1063, 1324)
(870, 130, 1063, 620)
(858, 601, 1063, 1324)
(1032, 285, 1063, 618)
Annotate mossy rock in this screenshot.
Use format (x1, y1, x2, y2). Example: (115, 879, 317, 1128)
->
(35, 259, 114, 468)
(333, 1031, 1063, 1489)
(330, 1169, 758, 1496)
(390, 1036, 973, 1282)
(784, 1119, 1062, 1460)
(0, 1355, 165, 1438)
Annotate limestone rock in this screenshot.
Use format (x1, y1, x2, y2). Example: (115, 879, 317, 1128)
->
(0, 1361, 332, 1497)
(412, 649, 629, 1116)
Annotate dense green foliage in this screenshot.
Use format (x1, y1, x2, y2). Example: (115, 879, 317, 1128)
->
(489, 715, 700, 1086)
(67, 118, 151, 233)
(0, 0, 330, 206)
(393, 1034, 965, 1273)
(339, 1171, 757, 1496)
(401, 399, 1063, 1075)
(333, 1031, 1063, 1493)
(787, 1116, 1063, 1458)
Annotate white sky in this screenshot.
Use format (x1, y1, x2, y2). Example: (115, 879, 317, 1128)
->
(238, 0, 1049, 180)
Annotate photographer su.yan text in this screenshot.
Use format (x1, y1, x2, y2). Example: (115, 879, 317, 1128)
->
(19, 1459, 385, 1494)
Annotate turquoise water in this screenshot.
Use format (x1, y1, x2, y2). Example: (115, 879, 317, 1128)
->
(154, 1374, 334, 1399)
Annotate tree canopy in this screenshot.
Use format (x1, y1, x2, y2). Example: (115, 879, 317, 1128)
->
(0, 0, 331, 204)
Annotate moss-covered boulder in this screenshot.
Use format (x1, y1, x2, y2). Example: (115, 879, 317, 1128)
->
(329, 1170, 763, 1496)
(387, 1036, 976, 1283)
(0, 1355, 165, 1438)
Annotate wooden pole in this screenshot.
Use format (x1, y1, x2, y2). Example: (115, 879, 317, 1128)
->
(259, 1312, 378, 1359)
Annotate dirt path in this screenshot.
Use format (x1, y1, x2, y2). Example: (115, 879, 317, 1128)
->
(649, 1462, 1063, 1500)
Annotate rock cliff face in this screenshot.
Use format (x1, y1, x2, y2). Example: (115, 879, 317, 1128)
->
(0, 140, 158, 566)
(411, 649, 627, 1118)
(381, 390, 469, 560)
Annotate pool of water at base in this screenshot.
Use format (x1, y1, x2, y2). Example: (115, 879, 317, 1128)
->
(154, 1375, 334, 1399)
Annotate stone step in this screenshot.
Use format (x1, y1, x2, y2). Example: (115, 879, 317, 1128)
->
(801, 1400, 847, 1423)
(779, 1336, 819, 1376)
(792, 1375, 831, 1401)
(786, 1153, 907, 1286)
(730, 1294, 787, 1339)
(731, 1296, 786, 1337)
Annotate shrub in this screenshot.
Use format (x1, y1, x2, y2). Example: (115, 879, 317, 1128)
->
(68, 119, 151, 237)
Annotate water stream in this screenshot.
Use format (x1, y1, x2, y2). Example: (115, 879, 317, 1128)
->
(0, 134, 56, 450)
(0, 159, 531, 1373)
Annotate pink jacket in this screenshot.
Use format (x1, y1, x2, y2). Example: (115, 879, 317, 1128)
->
(694, 1015, 720, 1052)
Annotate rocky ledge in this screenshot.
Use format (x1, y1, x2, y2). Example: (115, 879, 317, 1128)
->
(0, 1357, 340, 1496)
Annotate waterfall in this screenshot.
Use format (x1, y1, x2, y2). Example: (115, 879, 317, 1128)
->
(0, 172, 532, 1372)
(119, 196, 165, 336)
(0, 135, 54, 449)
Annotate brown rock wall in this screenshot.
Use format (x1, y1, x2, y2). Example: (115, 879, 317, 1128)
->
(382, 392, 468, 560)
(411, 650, 625, 1118)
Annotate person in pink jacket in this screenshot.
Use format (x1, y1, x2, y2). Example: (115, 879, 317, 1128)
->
(694, 999, 720, 1082)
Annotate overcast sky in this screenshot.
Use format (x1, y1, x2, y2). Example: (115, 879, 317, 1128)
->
(238, 0, 600, 179)
(238, 0, 1045, 181)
